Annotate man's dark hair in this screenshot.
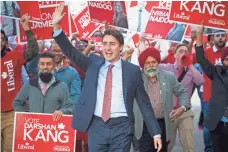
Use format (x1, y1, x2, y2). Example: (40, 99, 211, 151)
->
(1, 29, 8, 41)
(174, 44, 190, 54)
(207, 35, 214, 42)
(39, 52, 55, 61)
(80, 39, 88, 44)
(102, 30, 124, 45)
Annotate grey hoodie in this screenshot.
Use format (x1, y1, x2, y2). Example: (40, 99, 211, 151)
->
(13, 77, 74, 114)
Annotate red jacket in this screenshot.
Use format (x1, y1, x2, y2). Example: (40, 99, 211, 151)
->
(1, 50, 26, 112)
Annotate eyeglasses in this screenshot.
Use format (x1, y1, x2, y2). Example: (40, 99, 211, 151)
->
(215, 33, 226, 38)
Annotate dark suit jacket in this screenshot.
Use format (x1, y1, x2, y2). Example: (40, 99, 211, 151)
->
(53, 31, 161, 137)
(195, 45, 228, 131)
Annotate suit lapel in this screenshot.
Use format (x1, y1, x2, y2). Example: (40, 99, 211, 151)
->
(121, 60, 128, 104)
(142, 72, 148, 91)
(93, 59, 105, 88)
(157, 70, 167, 105)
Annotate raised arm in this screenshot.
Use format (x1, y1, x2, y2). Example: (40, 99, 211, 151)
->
(52, 3, 89, 72)
(20, 15, 39, 62)
(195, 23, 216, 79)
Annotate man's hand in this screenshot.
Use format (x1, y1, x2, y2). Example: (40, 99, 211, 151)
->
(190, 30, 197, 41)
(196, 22, 204, 36)
(53, 2, 66, 30)
(170, 107, 185, 121)
(196, 22, 204, 46)
(53, 110, 63, 121)
(20, 14, 30, 31)
(88, 40, 95, 49)
(123, 45, 134, 61)
(154, 137, 162, 152)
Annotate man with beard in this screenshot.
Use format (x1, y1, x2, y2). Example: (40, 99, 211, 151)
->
(1, 14, 39, 152)
(13, 52, 74, 118)
(51, 41, 81, 104)
(132, 47, 189, 152)
(200, 28, 227, 152)
(195, 24, 228, 152)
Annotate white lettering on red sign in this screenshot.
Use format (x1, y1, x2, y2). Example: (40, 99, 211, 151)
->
(150, 9, 171, 24)
(88, 1, 112, 10)
(78, 11, 90, 29)
(23, 118, 69, 143)
(3, 60, 15, 92)
(180, 1, 225, 17)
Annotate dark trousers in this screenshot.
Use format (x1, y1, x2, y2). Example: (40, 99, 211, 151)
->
(88, 115, 133, 152)
(210, 121, 228, 152)
(139, 118, 168, 152)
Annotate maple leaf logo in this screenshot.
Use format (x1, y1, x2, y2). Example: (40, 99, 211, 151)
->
(1, 72, 7, 79)
(58, 123, 65, 130)
(181, 12, 185, 16)
(154, 34, 162, 39)
(25, 142, 29, 146)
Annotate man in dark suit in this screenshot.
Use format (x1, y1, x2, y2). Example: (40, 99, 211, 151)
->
(195, 23, 228, 152)
(52, 3, 162, 152)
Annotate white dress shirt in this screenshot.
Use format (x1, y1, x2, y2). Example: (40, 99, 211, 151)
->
(94, 59, 128, 118)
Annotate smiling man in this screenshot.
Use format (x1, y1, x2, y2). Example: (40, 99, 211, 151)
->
(13, 52, 73, 119)
(51, 3, 162, 152)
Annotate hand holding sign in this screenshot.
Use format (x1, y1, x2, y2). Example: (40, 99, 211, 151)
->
(53, 110, 63, 121)
(20, 14, 30, 31)
(53, 2, 66, 30)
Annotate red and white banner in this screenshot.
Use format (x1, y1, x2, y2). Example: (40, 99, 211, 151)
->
(145, 7, 176, 41)
(169, 1, 228, 30)
(0, 1, 42, 22)
(127, 1, 172, 33)
(38, 1, 64, 8)
(19, 6, 70, 42)
(13, 112, 76, 152)
(72, 6, 99, 39)
(88, 1, 128, 29)
(70, 15, 77, 34)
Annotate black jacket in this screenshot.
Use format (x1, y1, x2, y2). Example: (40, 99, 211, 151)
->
(195, 45, 228, 131)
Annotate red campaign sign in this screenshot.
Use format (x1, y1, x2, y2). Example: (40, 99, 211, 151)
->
(13, 112, 76, 152)
(88, 1, 128, 28)
(19, 6, 70, 42)
(169, 1, 228, 30)
(145, 7, 174, 40)
(70, 15, 77, 34)
(129, 1, 171, 11)
(184, 25, 192, 38)
(73, 6, 99, 38)
(0, 1, 42, 22)
(38, 1, 64, 7)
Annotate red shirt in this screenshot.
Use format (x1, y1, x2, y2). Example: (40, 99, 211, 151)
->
(1, 50, 26, 112)
(73, 65, 85, 79)
(203, 47, 222, 102)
